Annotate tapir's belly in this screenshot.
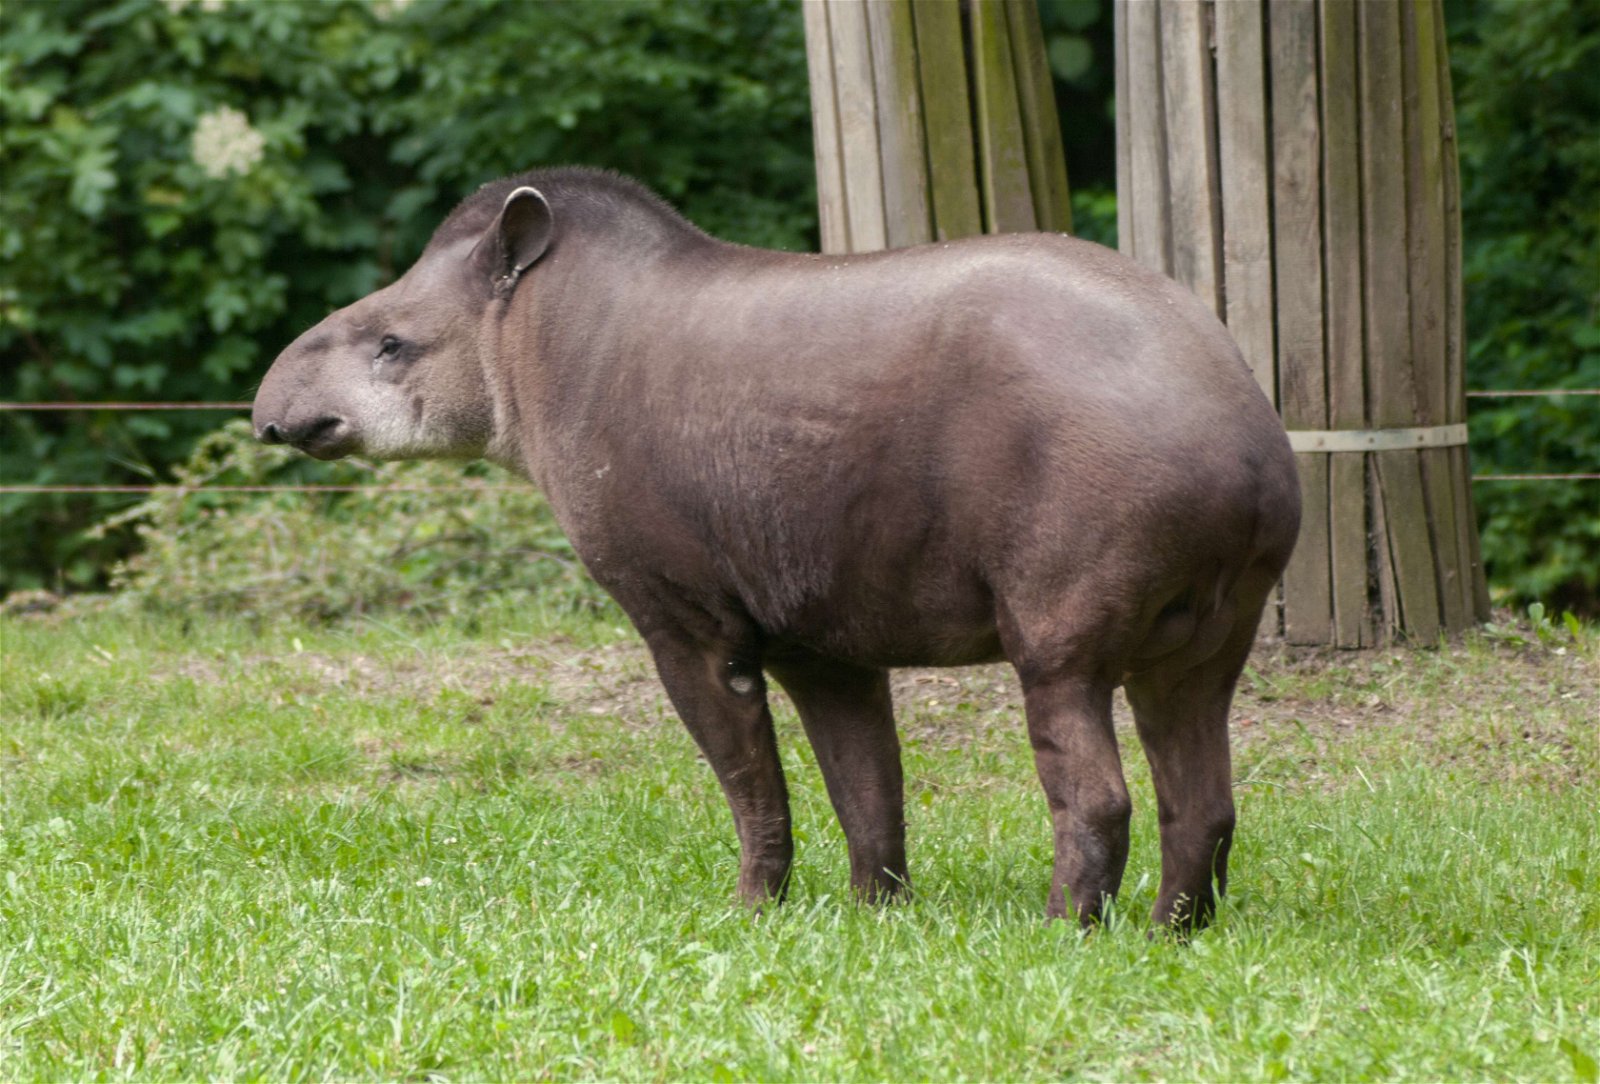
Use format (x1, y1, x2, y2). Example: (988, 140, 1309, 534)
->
(773, 581, 1007, 670)
(738, 528, 1010, 669)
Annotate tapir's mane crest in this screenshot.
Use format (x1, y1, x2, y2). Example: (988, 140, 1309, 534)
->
(427, 166, 706, 254)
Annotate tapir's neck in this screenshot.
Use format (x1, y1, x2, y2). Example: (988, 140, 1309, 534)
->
(478, 221, 745, 492)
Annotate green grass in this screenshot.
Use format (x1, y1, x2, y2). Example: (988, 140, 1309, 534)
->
(1, 606, 1596, 1081)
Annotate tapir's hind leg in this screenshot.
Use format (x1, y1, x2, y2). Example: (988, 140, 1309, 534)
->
(767, 654, 907, 902)
(997, 591, 1132, 926)
(1123, 569, 1275, 931)
(1017, 669, 1132, 926)
(645, 631, 793, 905)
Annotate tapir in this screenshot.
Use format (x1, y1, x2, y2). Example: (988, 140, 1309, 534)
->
(253, 167, 1300, 930)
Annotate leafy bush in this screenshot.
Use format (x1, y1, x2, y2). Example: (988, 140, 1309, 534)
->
(1449, 0, 1600, 613)
(0, 0, 815, 592)
(101, 420, 610, 622)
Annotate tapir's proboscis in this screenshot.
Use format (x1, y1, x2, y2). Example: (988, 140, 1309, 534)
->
(254, 168, 1300, 931)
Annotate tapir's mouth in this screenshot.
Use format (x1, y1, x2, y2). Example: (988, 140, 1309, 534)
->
(294, 420, 360, 460)
(298, 433, 359, 460)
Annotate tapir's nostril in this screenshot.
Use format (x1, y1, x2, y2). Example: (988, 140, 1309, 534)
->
(261, 416, 341, 445)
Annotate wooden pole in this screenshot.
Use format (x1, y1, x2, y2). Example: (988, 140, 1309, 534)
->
(1116, 0, 1487, 644)
(803, 0, 1072, 255)
(1270, 0, 1332, 645)
(868, 0, 933, 248)
(1159, 0, 1222, 314)
(1434, 0, 1491, 623)
(1123, 0, 1170, 271)
(827, 0, 889, 252)
(1214, 0, 1275, 405)
(1320, 0, 1371, 646)
(1007, 0, 1074, 235)
(971, 0, 1037, 232)
(802, 1, 850, 253)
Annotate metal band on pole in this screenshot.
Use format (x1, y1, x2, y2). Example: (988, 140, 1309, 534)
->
(1285, 423, 1469, 453)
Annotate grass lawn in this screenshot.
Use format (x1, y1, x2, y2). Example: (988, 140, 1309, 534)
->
(1, 602, 1596, 1080)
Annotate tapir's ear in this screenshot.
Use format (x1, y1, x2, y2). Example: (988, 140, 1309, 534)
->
(480, 186, 552, 292)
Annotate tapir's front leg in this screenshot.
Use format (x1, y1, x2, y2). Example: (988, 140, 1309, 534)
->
(645, 631, 793, 903)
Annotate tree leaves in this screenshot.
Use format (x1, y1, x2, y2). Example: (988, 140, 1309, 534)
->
(1452, 0, 1600, 613)
(0, 0, 816, 593)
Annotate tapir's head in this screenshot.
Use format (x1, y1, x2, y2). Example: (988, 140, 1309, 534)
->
(252, 186, 553, 461)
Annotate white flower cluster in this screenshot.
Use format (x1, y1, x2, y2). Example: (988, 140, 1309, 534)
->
(371, 0, 415, 20)
(191, 105, 266, 179)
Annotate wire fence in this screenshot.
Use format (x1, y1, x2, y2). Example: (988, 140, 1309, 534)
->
(1465, 389, 1600, 398)
(1, 392, 1596, 492)
(0, 485, 523, 494)
(0, 402, 254, 410)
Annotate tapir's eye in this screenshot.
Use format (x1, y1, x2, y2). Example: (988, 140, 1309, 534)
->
(376, 335, 403, 361)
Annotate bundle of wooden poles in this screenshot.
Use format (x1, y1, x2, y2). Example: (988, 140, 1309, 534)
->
(803, 0, 1072, 247)
(1115, 0, 1486, 645)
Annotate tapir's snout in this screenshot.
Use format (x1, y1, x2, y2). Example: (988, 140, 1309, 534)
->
(252, 336, 361, 461)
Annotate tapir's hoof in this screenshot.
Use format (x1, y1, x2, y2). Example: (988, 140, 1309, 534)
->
(736, 868, 791, 911)
(854, 875, 912, 906)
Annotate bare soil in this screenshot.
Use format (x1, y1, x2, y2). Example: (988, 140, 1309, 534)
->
(162, 621, 1597, 788)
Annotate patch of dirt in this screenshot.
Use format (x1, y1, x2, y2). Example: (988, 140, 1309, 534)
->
(162, 623, 1596, 785)
(0, 589, 63, 617)
(532, 639, 672, 727)
(1227, 633, 1598, 788)
(893, 668, 1021, 747)
(169, 636, 680, 736)
(1251, 635, 1592, 721)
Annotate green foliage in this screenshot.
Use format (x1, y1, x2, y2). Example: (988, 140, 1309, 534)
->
(0, 0, 815, 592)
(1041, 0, 1117, 247)
(1482, 601, 1594, 651)
(101, 420, 610, 622)
(1448, 0, 1600, 612)
(1038, 0, 1116, 195)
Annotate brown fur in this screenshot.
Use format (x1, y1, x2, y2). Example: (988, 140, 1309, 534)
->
(254, 168, 1300, 929)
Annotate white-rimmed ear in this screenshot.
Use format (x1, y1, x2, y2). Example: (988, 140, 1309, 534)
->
(481, 186, 553, 292)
